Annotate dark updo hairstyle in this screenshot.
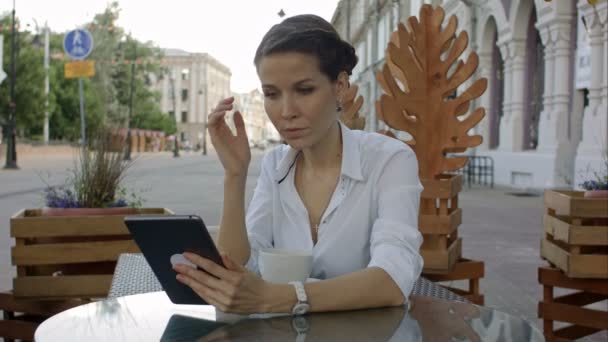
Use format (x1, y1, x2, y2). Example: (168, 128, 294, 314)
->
(254, 14, 358, 82)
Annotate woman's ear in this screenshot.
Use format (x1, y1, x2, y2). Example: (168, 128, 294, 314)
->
(335, 71, 350, 98)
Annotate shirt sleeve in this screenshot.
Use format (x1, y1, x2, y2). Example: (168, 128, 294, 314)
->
(244, 152, 275, 274)
(367, 147, 424, 299)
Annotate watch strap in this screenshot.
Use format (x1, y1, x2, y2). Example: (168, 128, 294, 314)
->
(289, 281, 308, 303)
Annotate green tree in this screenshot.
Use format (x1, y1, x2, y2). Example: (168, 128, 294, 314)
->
(1, 16, 46, 139)
(2, 2, 173, 143)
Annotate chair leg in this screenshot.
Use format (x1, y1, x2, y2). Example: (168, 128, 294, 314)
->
(3, 309, 16, 342)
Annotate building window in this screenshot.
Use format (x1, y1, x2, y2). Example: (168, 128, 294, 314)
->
(181, 89, 188, 102)
(181, 111, 188, 123)
(169, 111, 175, 118)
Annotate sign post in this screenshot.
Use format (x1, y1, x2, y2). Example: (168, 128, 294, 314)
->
(63, 29, 94, 146)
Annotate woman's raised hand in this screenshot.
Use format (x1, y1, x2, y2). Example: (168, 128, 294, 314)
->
(207, 97, 251, 178)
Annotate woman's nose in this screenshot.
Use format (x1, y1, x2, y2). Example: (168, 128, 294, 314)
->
(281, 97, 297, 119)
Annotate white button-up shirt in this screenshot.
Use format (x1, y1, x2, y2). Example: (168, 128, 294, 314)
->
(245, 122, 423, 297)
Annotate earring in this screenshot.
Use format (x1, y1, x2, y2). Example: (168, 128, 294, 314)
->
(336, 101, 343, 112)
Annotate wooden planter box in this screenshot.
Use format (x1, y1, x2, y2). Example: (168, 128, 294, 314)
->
(419, 174, 463, 273)
(541, 190, 608, 279)
(10, 207, 174, 300)
(538, 266, 608, 341)
(424, 258, 485, 305)
(0, 291, 85, 342)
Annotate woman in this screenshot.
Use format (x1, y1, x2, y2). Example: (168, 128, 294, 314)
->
(173, 14, 423, 315)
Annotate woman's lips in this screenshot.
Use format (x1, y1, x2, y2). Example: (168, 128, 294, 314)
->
(282, 128, 308, 138)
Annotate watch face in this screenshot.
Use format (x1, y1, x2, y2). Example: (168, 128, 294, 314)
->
(293, 303, 310, 315)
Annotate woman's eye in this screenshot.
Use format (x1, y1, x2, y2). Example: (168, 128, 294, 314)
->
(298, 87, 314, 94)
(263, 92, 277, 98)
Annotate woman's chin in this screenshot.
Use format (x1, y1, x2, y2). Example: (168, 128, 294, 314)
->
(283, 137, 310, 150)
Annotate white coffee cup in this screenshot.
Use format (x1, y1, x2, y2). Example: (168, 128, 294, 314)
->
(258, 248, 313, 284)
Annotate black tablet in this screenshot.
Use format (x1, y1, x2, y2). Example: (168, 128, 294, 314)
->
(124, 215, 225, 305)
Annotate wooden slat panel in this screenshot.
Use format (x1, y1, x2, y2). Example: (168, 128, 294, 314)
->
(569, 254, 608, 279)
(541, 238, 608, 278)
(421, 238, 461, 273)
(553, 324, 602, 340)
(0, 292, 85, 315)
(424, 259, 484, 281)
(419, 208, 461, 234)
(421, 174, 463, 199)
(544, 190, 608, 218)
(12, 241, 140, 266)
(422, 235, 447, 250)
(13, 275, 112, 298)
(541, 239, 569, 272)
(10, 208, 172, 238)
(538, 301, 608, 330)
(554, 291, 607, 306)
(0, 319, 37, 341)
(544, 214, 608, 245)
(11, 216, 130, 237)
(538, 267, 608, 295)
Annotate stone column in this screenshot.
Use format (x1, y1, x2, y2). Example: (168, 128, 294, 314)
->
(537, 20, 573, 153)
(497, 40, 511, 150)
(498, 39, 526, 151)
(535, 25, 553, 151)
(477, 50, 493, 150)
(577, 6, 607, 156)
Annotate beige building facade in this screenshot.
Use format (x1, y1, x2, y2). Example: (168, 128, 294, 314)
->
(333, 0, 608, 189)
(233, 89, 270, 146)
(153, 49, 231, 151)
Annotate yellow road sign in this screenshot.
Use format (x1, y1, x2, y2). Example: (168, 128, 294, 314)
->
(64, 60, 95, 78)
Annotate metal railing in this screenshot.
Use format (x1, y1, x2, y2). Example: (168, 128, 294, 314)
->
(451, 155, 495, 188)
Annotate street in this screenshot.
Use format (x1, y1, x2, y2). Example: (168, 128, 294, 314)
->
(0, 151, 605, 341)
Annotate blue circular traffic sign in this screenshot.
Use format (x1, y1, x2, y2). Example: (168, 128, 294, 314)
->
(63, 29, 94, 60)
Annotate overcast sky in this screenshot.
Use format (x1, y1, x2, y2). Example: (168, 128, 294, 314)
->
(1, 0, 340, 93)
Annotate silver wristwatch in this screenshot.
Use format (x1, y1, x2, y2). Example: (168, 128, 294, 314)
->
(288, 281, 310, 315)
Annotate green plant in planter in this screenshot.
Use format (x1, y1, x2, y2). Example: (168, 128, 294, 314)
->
(579, 150, 608, 192)
(43, 130, 145, 208)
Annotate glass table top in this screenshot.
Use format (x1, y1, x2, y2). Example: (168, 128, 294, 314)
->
(35, 292, 543, 342)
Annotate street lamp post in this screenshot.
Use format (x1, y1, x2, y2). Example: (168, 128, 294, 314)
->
(124, 37, 136, 161)
(4, 0, 18, 170)
(169, 70, 179, 158)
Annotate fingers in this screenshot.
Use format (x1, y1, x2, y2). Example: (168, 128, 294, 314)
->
(173, 263, 226, 291)
(208, 97, 234, 128)
(184, 252, 240, 282)
(208, 111, 227, 127)
(214, 103, 233, 113)
(233, 111, 248, 138)
(177, 273, 231, 311)
(220, 96, 235, 105)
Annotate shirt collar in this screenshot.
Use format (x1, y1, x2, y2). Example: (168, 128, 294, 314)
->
(274, 121, 365, 183)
